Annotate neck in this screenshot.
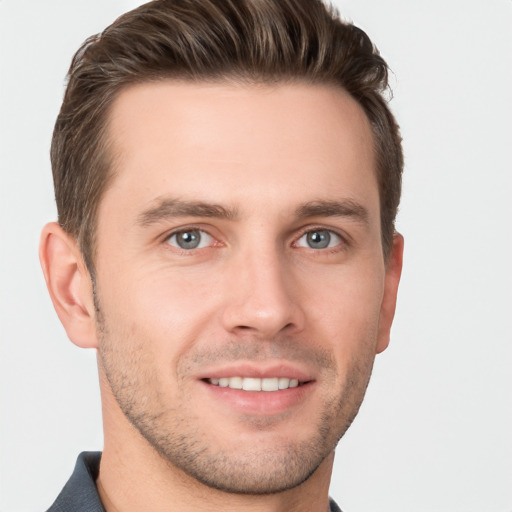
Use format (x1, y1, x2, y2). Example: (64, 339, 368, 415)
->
(97, 375, 334, 512)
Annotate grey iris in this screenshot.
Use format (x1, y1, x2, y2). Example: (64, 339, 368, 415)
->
(176, 230, 201, 249)
(307, 230, 331, 249)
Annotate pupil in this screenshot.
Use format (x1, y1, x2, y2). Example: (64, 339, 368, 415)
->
(307, 230, 330, 249)
(178, 230, 200, 249)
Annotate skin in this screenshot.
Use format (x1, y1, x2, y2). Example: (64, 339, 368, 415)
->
(40, 82, 403, 512)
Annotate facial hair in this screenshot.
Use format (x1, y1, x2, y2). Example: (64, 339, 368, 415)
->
(95, 293, 377, 494)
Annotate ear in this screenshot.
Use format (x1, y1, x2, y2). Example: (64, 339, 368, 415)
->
(376, 233, 404, 354)
(39, 222, 98, 349)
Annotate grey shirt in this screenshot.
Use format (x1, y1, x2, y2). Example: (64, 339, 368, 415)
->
(46, 452, 343, 512)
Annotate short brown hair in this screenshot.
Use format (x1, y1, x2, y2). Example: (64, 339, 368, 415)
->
(51, 0, 403, 273)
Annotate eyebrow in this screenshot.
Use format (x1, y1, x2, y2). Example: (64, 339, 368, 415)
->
(295, 199, 369, 224)
(137, 197, 369, 227)
(137, 198, 239, 226)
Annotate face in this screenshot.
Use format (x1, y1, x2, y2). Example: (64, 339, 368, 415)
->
(93, 81, 398, 494)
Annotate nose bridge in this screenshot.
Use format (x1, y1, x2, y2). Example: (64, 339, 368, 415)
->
(221, 240, 304, 337)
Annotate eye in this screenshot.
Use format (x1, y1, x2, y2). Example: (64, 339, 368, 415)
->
(296, 229, 342, 250)
(166, 229, 213, 250)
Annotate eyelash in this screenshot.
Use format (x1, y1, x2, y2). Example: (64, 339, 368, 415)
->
(293, 226, 349, 252)
(163, 225, 219, 253)
(163, 225, 349, 253)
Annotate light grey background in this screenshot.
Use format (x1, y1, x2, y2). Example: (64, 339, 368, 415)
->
(1, 1, 511, 511)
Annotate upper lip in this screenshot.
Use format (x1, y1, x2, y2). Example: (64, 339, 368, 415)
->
(197, 362, 315, 382)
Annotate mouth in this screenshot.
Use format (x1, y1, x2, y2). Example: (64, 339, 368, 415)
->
(205, 376, 307, 392)
(197, 363, 315, 415)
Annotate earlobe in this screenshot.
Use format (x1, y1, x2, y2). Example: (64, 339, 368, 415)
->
(39, 222, 98, 349)
(376, 233, 404, 354)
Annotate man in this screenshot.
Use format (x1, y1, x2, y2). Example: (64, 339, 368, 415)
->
(39, 0, 403, 510)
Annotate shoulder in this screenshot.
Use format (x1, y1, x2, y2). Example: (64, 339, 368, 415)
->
(329, 497, 344, 512)
(46, 452, 105, 512)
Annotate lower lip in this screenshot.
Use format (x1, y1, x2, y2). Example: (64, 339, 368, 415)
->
(200, 380, 314, 415)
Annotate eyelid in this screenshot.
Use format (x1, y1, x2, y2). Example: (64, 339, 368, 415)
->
(160, 223, 350, 251)
(163, 225, 220, 250)
(167, 230, 212, 249)
(293, 226, 348, 249)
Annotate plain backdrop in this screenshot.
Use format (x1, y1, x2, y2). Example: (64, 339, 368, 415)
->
(1, 1, 511, 511)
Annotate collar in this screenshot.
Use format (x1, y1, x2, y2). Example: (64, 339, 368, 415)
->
(46, 451, 105, 512)
(47, 451, 343, 512)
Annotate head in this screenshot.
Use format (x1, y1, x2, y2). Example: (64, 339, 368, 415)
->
(41, 0, 403, 498)
(51, 0, 402, 275)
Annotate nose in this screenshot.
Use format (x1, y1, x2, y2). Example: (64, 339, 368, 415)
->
(220, 248, 305, 339)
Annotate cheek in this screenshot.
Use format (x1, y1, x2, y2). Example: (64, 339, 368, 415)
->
(305, 265, 385, 355)
(97, 267, 224, 361)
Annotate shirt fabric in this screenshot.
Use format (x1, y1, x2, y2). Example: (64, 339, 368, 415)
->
(46, 452, 343, 512)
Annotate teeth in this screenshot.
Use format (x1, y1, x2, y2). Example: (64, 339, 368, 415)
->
(208, 376, 303, 391)
(278, 377, 290, 390)
(243, 377, 261, 391)
(229, 376, 243, 389)
(261, 377, 278, 391)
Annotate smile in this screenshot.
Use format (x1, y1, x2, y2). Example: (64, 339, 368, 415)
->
(207, 377, 304, 392)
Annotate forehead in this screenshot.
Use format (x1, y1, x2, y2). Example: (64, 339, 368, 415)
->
(103, 81, 378, 217)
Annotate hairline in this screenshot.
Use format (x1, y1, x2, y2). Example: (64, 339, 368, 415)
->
(77, 75, 388, 277)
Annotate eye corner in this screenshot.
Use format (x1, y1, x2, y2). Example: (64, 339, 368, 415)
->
(165, 228, 215, 251)
(295, 228, 344, 250)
